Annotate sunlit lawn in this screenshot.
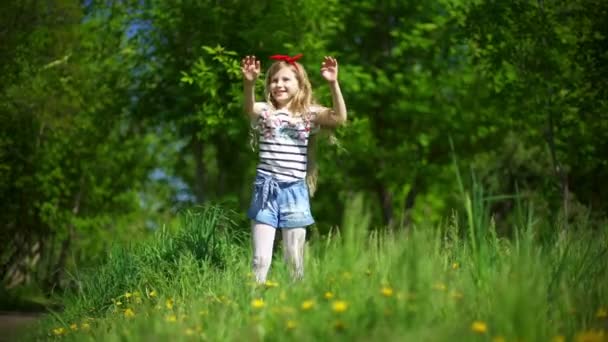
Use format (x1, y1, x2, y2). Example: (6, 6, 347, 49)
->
(24, 199, 608, 341)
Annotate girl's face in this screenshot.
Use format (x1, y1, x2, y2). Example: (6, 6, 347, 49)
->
(269, 67, 300, 108)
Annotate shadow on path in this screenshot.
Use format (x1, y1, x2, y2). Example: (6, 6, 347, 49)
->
(0, 312, 44, 342)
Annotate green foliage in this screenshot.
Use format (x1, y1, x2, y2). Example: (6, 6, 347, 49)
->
(2, 0, 607, 295)
(180, 45, 243, 140)
(456, 0, 608, 220)
(1, 0, 161, 292)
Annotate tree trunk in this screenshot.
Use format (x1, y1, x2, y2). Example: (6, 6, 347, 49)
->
(192, 135, 205, 203)
(50, 227, 73, 288)
(400, 183, 418, 230)
(538, 0, 570, 230)
(376, 183, 394, 227)
(49, 176, 83, 288)
(545, 85, 570, 230)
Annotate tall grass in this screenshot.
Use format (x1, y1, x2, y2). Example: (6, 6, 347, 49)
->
(22, 190, 608, 341)
(46, 205, 246, 325)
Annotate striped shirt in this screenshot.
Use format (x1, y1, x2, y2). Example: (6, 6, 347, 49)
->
(253, 103, 321, 181)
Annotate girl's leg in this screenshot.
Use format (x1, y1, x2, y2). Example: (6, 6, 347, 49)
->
(251, 222, 277, 284)
(281, 228, 306, 280)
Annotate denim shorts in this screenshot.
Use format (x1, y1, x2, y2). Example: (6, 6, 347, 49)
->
(247, 172, 315, 228)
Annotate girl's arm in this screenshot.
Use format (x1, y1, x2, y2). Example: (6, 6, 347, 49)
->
(241, 55, 262, 119)
(315, 56, 347, 127)
(243, 79, 256, 118)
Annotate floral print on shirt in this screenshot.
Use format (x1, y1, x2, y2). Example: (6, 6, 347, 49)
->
(254, 107, 315, 142)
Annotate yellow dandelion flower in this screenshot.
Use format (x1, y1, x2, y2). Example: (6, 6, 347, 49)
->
(184, 328, 195, 336)
(381, 287, 394, 297)
(333, 320, 346, 331)
(125, 292, 132, 299)
(575, 330, 605, 342)
(148, 290, 157, 298)
(324, 291, 334, 300)
(70, 323, 78, 331)
(251, 298, 265, 309)
(551, 335, 565, 342)
(52, 327, 66, 336)
(432, 282, 447, 291)
(596, 307, 607, 319)
(265, 280, 279, 288)
(165, 298, 174, 310)
(124, 308, 135, 318)
(135, 297, 143, 304)
(301, 300, 315, 311)
(332, 300, 348, 313)
(452, 262, 460, 270)
(165, 314, 177, 323)
(81, 322, 91, 331)
(286, 320, 297, 330)
(450, 290, 464, 300)
(492, 336, 506, 342)
(471, 320, 488, 334)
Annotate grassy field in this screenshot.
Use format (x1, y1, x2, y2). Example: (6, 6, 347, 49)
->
(20, 195, 608, 341)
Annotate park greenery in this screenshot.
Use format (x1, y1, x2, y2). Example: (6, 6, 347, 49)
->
(16, 200, 608, 341)
(1, 0, 607, 340)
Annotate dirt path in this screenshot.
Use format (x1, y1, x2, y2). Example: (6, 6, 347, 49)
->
(0, 312, 43, 342)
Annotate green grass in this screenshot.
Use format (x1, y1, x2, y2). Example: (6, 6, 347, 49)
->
(21, 197, 608, 341)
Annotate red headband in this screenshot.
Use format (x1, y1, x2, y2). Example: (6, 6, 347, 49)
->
(269, 54, 303, 70)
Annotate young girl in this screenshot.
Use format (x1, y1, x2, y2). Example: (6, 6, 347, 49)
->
(241, 54, 347, 283)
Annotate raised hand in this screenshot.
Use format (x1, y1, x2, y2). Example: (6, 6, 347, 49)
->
(241, 55, 261, 83)
(320, 56, 338, 83)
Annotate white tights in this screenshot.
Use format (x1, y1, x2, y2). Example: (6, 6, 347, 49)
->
(251, 222, 306, 284)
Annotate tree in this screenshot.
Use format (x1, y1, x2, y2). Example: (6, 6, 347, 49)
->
(1, 0, 155, 289)
(456, 0, 608, 227)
